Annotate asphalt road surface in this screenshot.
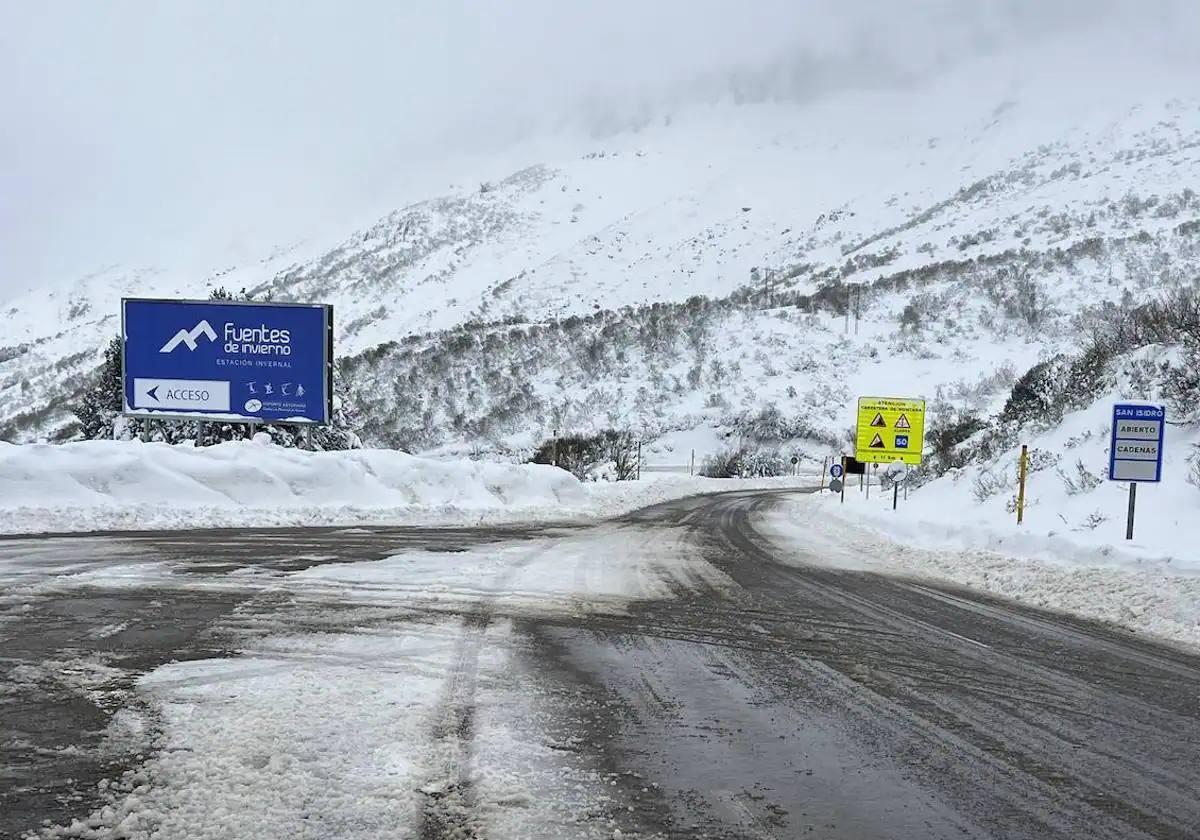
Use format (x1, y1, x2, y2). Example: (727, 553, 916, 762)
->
(3, 490, 1200, 839)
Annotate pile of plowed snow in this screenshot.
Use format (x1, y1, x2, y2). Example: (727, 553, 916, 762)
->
(0, 437, 818, 534)
(0, 437, 588, 533)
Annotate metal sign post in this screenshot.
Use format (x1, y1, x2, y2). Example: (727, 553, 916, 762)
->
(840, 457, 847, 504)
(893, 481, 899, 511)
(1126, 483, 1137, 540)
(1107, 403, 1165, 541)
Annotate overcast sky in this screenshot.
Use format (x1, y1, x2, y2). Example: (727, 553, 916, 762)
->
(1, 1, 1195, 301)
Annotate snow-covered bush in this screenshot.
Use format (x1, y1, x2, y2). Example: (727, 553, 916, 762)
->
(529, 429, 638, 481)
(1161, 339, 1200, 423)
(700, 446, 787, 479)
(734, 404, 839, 449)
(970, 464, 1015, 502)
(1058, 459, 1103, 496)
(1187, 448, 1200, 492)
(925, 407, 985, 472)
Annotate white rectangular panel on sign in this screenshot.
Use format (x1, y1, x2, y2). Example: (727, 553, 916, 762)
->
(132, 378, 231, 412)
(1115, 420, 1160, 440)
(1112, 459, 1160, 482)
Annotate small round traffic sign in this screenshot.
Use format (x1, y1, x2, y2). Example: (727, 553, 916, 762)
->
(829, 478, 843, 493)
(791, 456, 799, 465)
(830, 463, 844, 478)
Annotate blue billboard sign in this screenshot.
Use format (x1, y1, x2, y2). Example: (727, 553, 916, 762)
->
(122, 298, 333, 424)
(1108, 403, 1165, 482)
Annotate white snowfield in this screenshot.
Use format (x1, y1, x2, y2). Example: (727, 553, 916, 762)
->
(0, 437, 815, 535)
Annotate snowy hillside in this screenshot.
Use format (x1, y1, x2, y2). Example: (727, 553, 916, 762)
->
(2, 32, 1198, 458)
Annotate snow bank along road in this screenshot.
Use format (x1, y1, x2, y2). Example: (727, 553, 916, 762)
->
(4, 491, 1200, 839)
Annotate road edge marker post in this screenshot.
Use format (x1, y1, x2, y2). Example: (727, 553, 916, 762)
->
(1016, 444, 1028, 525)
(820, 456, 828, 490)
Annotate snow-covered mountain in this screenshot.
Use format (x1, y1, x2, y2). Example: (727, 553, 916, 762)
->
(2, 32, 1198, 470)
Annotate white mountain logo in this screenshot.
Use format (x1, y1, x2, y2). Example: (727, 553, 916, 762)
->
(159, 320, 218, 353)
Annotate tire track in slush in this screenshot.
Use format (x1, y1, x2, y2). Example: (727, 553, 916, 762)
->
(414, 534, 579, 839)
(417, 609, 489, 840)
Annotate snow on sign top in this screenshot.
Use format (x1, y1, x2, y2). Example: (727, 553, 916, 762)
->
(855, 396, 925, 465)
(1108, 402, 1165, 483)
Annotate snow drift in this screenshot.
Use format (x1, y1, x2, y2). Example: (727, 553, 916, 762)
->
(0, 437, 588, 534)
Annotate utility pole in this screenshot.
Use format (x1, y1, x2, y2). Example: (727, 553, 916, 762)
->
(552, 429, 559, 467)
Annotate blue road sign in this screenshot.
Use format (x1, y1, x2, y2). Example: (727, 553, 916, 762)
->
(1108, 403, 1164, 482)
(122, 298, 333, 424)
(830, 463, 844, 478)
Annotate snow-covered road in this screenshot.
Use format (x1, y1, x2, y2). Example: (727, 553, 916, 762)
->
(4, 490, 1200, 839)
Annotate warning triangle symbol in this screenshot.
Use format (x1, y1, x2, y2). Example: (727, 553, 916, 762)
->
(868, 433, 886, 448)
(869, 412, 887, 428)
(894, 413, 911, 429)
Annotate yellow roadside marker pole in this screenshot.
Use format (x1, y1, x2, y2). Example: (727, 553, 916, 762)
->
(1016, 444, 1028, 525)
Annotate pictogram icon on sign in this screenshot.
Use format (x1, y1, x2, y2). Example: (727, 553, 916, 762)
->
(870, 412, 887, 427)
(868, 433, 886, 448)
(894, 414, 911, 429)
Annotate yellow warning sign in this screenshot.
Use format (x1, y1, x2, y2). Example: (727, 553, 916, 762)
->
(855, 396, 926, 465)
